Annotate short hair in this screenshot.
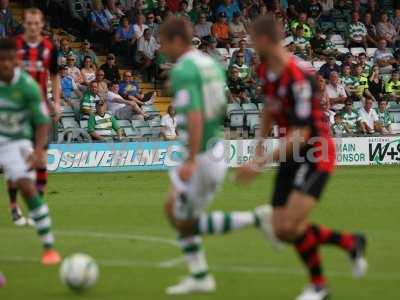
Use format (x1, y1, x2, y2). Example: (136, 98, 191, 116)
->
(23, 7, 44, 21)
(251, 15, 283, 43)
(159, 17, 193, 45)
(0, 37, 16, 52)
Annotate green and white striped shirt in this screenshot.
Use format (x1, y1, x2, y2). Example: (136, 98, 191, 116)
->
(347, 22, 367, 42)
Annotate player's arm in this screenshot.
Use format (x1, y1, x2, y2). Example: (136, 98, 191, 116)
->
(28, 78, 51, 168)
(50, 46, 61, 121)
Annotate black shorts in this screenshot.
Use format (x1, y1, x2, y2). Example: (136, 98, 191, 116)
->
(271, 161, 330, 207)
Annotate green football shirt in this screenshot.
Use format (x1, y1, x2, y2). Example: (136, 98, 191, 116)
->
(170, 49, 226, 153)
(0, 68, 50, 141)
(341, 109, 361, 132)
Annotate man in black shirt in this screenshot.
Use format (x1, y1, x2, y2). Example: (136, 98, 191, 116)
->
(100, 53, 121, 83)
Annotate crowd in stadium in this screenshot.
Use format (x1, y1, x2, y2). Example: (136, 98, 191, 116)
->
(1, 0, 400, 141)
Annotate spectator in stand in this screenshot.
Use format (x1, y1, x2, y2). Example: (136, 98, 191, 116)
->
(357, 53, 371, 78)
(88, 99, 124, 141)
(290, 12, 312, 40)
(376, 11, 397, 47)
(175, 1, 190, 20)
(90, 0, 113, 51)
(316, 74, 330, 108)
(341, 99, 362, 135)
(384, 70, 400, 102)
(95, 69, 108, 99)
(319, 55, 341, 80)
(146, 12, 159, 36)
(104, 0, 125, 28)
(216, 0, 240, 23)
(310, 29, 330, 58)
(60, 65, 82, 106)
(204, 37, 226, 65)
(331, 113, 350, 136)
(133, 13, 148, 39)
(326, 71, 347, 111)
(293, 26, 311, 59)
(365, 0, 380, 24)
(321, 99, 335, 127)
(80, 80, 101, 118)
(100, 53, 121, 83)
(231, 51, 251, 81)
(194, 13, 212, 39)
(119, 71, 154, 106)
(392, 8, 400, 34)
(161, 105, 178, 140)
(364, 12, 378, 47)
(76, 40, 97, 67)
(227, 65, 248, 104)
(154, 0, 168, 21)
(155, 52, 173, 81)
(340, 64, 358, 99)
(231, 39, 253, 66)
(80, 56, 97, 86)
(0, 23, 5, 37)
(374, 38, 395, 74)
(354, 63, 376, 102)
(358, 97, 383, 134)
(107, 82, 148, 120)
(307, 0, 323, 21)
(137, 28, 158, 82)
(368, 65, 383, 101)
(287, 0, 307, 19)
(212, 12, 230, 48)
(166, 0, 181, 13)
(142, 0, 158, 14)
(229, 12, 247, 47)
(114, 16, 136, 60)
(57, 38, 76, 66)
(346, 11, 367, 49)
(376, 100, 393, 134)
(65, 54, 84, 88)
(0, 0, 20, 36)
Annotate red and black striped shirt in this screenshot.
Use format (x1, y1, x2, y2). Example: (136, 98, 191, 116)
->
(258, 56, 336, 172)
(15, 35, 58, 101)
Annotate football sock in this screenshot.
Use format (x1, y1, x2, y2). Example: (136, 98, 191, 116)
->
(36, 167, 48, 197)
(195, 211, 259, 235)
(24, 195, 54, 249)
(310, 224, 357, 258)
(294, 225, 326, 287)
(7, 182, 18, 210)
(179, 235, 209, 279)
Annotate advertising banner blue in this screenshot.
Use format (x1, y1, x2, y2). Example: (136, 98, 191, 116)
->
(47, 142, 182, 173)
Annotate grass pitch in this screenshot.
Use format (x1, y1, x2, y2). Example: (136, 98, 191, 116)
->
(0, 166, 399, 300)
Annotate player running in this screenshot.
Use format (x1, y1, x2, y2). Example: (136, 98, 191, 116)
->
(0, 37, 60, 265)
(6, 8, 60, 226)
(159, 18, 265, 295)
(236, 16, 367, 300)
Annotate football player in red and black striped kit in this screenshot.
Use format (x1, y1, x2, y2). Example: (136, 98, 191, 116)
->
(7, 8, 60, 226)
(237, 16, 368, 300)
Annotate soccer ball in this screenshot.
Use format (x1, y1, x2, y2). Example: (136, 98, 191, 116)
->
(60, 253, 99, 291)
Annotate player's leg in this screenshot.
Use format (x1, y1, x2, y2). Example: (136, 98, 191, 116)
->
(35, 145, 48, 197)
(164, 187, 216, 295)
(6, 179, 34, 227)
(1, 140, 60, 265)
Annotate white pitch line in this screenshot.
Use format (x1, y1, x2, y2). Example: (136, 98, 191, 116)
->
(158, 256, 186, 268)
(0, 255, 399, 281)
(0, 228, 179, 247)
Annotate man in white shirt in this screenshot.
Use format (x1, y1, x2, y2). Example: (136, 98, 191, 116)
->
(160, 105, 177, 140)
(137, 28, 159, 81)
(358, 97, 382, 134)
(107, 82, 147, 120)
(326, 71, 347, 111)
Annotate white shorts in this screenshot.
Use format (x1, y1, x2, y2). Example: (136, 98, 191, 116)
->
(0, 139, 35, 182)
(169, 141, 228, 220)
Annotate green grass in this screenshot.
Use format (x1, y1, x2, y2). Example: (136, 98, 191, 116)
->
(0, 166, 399, 300)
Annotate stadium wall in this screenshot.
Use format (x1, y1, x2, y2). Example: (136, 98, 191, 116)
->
(47, 136, 400, 173)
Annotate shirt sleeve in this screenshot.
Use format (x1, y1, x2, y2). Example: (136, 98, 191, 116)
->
(27, 77, 50, 126)
(287, 77, 314, 127)
(87, 114, 95, 132)
(111, 116, 120, 131)
(172, 70, 202, 113)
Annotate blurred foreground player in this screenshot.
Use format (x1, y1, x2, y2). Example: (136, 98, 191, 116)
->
(160, 18, 267, 295)
(6, 8, 60, 226)
(0, 38, 60, 265)
(236, 16, 368, 300)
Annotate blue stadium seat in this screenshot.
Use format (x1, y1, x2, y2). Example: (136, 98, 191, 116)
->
(117, 119, 131, 128)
